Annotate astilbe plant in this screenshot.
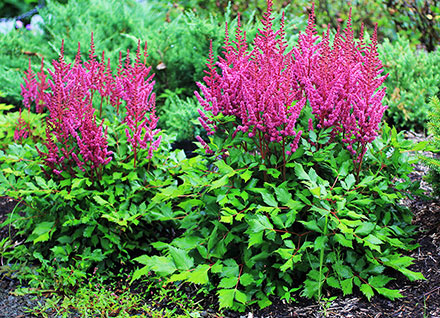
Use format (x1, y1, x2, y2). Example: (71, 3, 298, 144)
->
(296, 6, 388, 179)
(195, 1, 305, 180)
(20, 35, 161, 178)
(196, 3, 388, 182)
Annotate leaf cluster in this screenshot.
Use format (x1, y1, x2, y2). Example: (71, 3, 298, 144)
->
(132, 123, 423, 311)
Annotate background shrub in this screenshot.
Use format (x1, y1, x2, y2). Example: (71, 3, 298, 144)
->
(380, 36, 440, 131)
(422, 96, 440, 197)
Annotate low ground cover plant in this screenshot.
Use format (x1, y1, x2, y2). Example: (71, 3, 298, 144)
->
(0, 0, 426, 314)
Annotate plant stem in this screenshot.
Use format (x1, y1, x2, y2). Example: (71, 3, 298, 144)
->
(318, 212, 329, 301)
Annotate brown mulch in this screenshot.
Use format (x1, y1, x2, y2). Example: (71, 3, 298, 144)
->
(0, 131, 440, 317)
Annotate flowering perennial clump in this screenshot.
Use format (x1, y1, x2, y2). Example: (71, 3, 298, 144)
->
(20, 35, 160, 178)
(195, 0, 306, 165)
(196, 1, 388, 172)
(296, 7, 388, 164)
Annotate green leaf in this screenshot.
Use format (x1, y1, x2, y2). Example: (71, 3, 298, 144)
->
(280, 258, 293, 272)
(240, 170, 252, 182)
(214, 160, 235, 176)
(218, 289, 235, 309)
(303, 279, 319, 298)
(275, 187, 292, 204)
(169, 246, 194, 270)
(210, 175, 229, 191)
(83, 225, 96, 238)
(235, 290, 247, 304)
(187, 264, 210, 284)
(219, 277, 238, 289)
(249, 214, 273, 233)
(368, 275, 394, 288)
(93, 195, 109, 206)
(147, 256, 177, 276)
(240, 273, 254, 287)
(326, 276, 340, 289)
(363, 234, 383, 252)
(31, 221, 55, 244)
(261, 191, 278, 207)
(300, 220, 321, 233)
(344, 174, 356, 189)
(355, 222, 375, 236)
(398, 268, 425, 281)
(294, 163, 309, 180)
(248, 231, 263, 248)
(132, 266, 150, 281)
(341, 278, 353, 295)
(374, 287, 403, 300)
(360, 284, 374, 301)
(313, 236, 328, 252)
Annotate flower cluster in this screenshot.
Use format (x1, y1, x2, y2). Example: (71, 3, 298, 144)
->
(296, 7, 388, 162)
(21, 35, 160, 178)
(196, 0, 305, 161)
(196, 1, 388, 166)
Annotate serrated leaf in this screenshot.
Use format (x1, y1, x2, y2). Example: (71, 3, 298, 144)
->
(31, 221, 55, 244)
(334, 233, 353, 248)
(83, 225, 95, 238)
(341, 278, 353, 295)
(314, 236, 328, 252)
(326, 276, 340, 289)
(93, 195, 109, 206)
(147, 256, 177, 276)
(294, 163, 309, 180)
(219, 276, 238, 289)
(302, 279, 319, 298)
(261, 191, 278, 207)
(344, 174, 356, 189)
(187, 264, 210, 284)
(399, 268, 425, 281)
(35, 176, 47, 189)
(355, 222, 375, 236)
(218, 289, 235, 309)
(235, 290, 247, 304)
(240, 273, 254, 287)
(275, 187, 292, 205)
(249, 214, 273, 233)
(300, 220, 321, 233)
(210, 175, 229, 191)
(368, 275, 394, 288)
(132, 266, 150, 281)
(169, 271, 190, 282)
(169, 246, 194, 270)
(214, 160, 235, 175)
(374, 287, 403, 300)
(211, 261, 223, 273)
(240, 170, 252, 182)
(360, 284, 374, 301)
(248, 231, 263, 248)
(280, 258, 293, 272)
(364, 234, 383, 249)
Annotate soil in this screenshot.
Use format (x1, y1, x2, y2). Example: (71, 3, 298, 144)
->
(1, 131, 440, 318)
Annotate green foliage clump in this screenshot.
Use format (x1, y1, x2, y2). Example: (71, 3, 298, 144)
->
(0, 98, 45, 149)
(133, 120, 423, 311)
(380, 36, 440, 131)
(422, 96, 440, 198)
